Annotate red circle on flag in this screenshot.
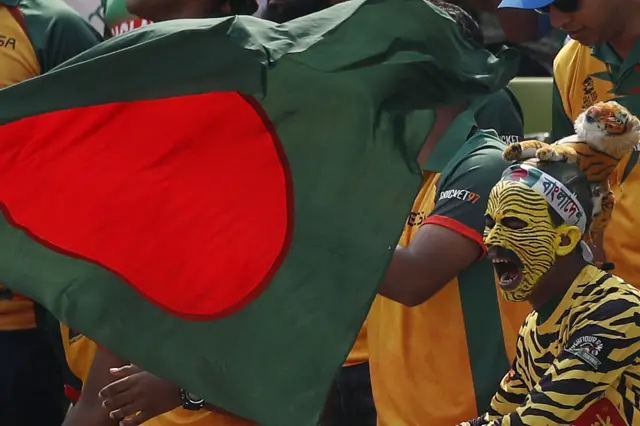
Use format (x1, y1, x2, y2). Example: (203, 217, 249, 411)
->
(0, 92, 294, 320)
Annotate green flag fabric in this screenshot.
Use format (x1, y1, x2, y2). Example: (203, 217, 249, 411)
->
(0, 0, 518, 424)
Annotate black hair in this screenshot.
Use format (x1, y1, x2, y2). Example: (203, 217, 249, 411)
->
(429, 0, 484, 45)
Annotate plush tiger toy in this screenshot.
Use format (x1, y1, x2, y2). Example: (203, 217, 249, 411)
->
(503, 101, 640, 245)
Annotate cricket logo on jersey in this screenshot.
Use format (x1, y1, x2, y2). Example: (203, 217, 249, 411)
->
(438, 189, 480, 204)
(565, 335, 604, 370)
(582, 76, 598, 110)
(501, 134, 521, 144)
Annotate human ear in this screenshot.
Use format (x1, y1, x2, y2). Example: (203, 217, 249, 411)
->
(555, 225, 582, 257)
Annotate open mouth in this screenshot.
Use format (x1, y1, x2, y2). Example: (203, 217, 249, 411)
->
(488, 248, 524, 290)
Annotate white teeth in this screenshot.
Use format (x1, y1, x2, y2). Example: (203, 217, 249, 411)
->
(492, 259, 510, 264)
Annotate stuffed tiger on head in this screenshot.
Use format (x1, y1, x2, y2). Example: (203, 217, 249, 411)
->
(503, 101, 640, 246)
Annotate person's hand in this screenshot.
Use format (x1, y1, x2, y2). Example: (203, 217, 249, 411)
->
(98, 365, 182, 426)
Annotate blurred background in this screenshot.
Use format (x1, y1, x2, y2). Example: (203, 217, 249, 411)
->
(64, 0, 104, 32)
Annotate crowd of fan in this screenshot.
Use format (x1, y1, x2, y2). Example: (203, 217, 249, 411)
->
(2, 0, 640, 425)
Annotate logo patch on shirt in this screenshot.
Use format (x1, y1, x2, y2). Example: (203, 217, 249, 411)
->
(406, 211, 426, 226)
(438, 189, 480, 204)
(565, 335, 604, 370)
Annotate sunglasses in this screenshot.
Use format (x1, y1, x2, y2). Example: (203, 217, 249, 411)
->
(535, 0, 579, 14)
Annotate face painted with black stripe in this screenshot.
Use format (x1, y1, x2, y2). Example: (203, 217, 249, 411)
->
(484, 181, 559, 302)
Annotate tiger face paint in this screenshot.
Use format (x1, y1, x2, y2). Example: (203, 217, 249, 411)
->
(484, 181, 558, 301)
(484, 164, 585, 302)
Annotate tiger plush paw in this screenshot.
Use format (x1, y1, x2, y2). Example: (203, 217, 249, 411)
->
(535, 145, 579, 163)
(503, 143, 523, 161)
(503, 140, 548, 162)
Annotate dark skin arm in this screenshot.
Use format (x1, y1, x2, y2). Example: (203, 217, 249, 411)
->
(63, 349, 125, 426)
(100, 365, 251, 425)
(377, 224, 483, 307)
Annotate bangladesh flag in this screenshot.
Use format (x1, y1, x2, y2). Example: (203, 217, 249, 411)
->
(0, 0, 517, 424)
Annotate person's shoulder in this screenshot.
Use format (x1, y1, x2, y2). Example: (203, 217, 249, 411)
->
(460, 129, 507, 162)
(18, 0, 84, 19)
(17, 0, 101, 71)
(474, 87, 524, 144)
(18, 0, 97, 40)
(481, 87, 520, 111)
(553, 40, 600, 81)
(575, 271, 640, 326)
(554, 39, 590, 67)
(602, 274, 640, 308)
(442, 130, 508, 180)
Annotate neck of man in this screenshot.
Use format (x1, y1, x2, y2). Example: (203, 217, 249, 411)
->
(527, 251, 587, 311)
(608, 10, 640, 59)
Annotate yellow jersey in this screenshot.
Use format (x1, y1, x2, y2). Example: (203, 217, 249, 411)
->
(369, 127, 531, 425)
(344, 321, 368, 367)
(552, 39, 640, 285)
(0, 0, 100, 331)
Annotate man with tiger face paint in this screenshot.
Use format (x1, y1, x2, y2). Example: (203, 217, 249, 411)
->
(460, 160, 640, 426)
(484, 160, 588, 302)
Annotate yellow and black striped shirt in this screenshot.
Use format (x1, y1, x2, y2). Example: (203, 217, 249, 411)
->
(462, 265, 640, 426)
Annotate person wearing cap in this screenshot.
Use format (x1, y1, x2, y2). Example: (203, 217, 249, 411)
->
(497, 0, 640, 290)
(459, 159, 640, 426)
(447, 0, 566, 77)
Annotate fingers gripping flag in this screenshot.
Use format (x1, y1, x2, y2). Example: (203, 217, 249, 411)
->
(0, 0, 518, 424)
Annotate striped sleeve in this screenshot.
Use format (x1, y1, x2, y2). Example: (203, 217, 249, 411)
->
(486, 367, 529, 419)
(458, 364, 529, 426)
(482, 300, 640, 426)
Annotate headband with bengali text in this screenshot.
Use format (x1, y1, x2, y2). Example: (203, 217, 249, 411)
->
(500, 163, 588, 234)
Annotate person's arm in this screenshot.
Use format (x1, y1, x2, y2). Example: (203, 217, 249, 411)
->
(63, 349, 125, 426)
(461, 359, 530, 425)
(100, 365, 252, 425)
(378, 140, 506, 306)
(464, 302, 640, 425)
